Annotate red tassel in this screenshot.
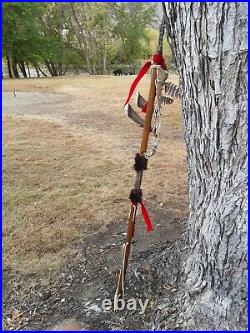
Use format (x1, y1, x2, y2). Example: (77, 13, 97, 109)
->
(140, 202, 153, 232)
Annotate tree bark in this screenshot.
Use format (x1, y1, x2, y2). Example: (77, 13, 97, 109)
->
(86, 53, 92, 74)
(163, 2, 247, 330)
(26, 62, 31, 78)
(18, 61, 27, 78)
(44, 60, 58, 77)
(44, 60, 53, 76)
(50, 61, 58, 76)
(6, 56, 13, 78)
(35, 64, 48, 78)
(11, 57, 20, 78)
(102, 51, 107, 75)
(58, 62, 63, 76)
(63, 63, 69, 76)
(34, 64, 40, 77)
(73, 65, 79, 75)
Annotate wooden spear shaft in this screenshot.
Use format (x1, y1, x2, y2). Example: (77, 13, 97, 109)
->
(115, 68, 157, 301)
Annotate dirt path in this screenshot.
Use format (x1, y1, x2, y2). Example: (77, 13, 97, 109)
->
(3, 75, 187, 330)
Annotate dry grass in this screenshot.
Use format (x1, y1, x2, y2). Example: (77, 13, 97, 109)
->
(2, 115, 130, 273)
(2, 74, 188, 275)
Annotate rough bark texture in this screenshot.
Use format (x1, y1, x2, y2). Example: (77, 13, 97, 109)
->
(163, 2, 248, 330)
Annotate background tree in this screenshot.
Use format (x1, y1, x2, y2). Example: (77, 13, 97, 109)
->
(2, 2, 75, 77)
(2, 2, 162, 77)
(111, 2, 156, 69)
(158, 2, 247, 330)
(67, 2, 113, 74)
(41, 2, 81, 76)
(2, 2, 44, 78)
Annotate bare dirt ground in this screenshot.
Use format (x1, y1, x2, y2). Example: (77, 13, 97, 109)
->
(2, 74, 188, 330)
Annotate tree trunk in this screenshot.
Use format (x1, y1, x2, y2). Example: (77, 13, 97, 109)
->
(34, 64, 40, 77)
(6, 56, 13, 78)
(50, 61, 58, 76)
(35, 64, 48, 78)
(11, 58, 20, 78)
(86, 54, 92, 74)
(58, 62, 63, 76)
(44, 60, 57, 77)
(163, 2, 247, 330)
(73, 65, 79, 75)
(26, 62, 31, 78)
(63, 64, 69, 76)
(18, 61, 27, 78)
(69, 3, 92, 75)
(102, 51, 107, 75)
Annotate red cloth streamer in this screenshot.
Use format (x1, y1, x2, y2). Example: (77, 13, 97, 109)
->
(131, 201, 153, 232)
(124, 61, 151, 107)
(140, 201, 153, 232)
(124, 53, 167, 109)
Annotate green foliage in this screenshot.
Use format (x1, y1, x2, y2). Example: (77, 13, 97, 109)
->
(111, 3, 157, 65)
(2, 2, 44, 61)
(2, 2, 172, 77)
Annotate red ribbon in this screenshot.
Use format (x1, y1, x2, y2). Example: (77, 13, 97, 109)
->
(124, 61, 151, 107)
(124, 53, 167, 109)
(140, 202, 153, 232)
(132, 201, 153, 232)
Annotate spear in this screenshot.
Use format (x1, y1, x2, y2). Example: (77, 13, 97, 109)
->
(114, 73, 156, 302)
(114, 19, 167, 303)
